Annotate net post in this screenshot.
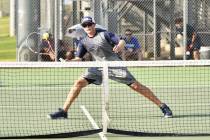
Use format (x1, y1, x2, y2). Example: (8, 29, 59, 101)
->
(183, 0, 188, 60)
(102, 62, 110, 134)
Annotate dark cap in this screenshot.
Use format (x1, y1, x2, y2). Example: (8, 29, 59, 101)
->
(175, 17, 183, 24)
(81, 16, 95, 25)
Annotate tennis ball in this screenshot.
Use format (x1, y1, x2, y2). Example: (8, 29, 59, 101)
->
(42, 33, 49, 40)
(176, 34, 182, 40)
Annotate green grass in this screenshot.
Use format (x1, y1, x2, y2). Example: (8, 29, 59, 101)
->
(0, 17, 16, 61)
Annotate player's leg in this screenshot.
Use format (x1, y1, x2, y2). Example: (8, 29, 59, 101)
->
(192, 41, 201, 60)
(110, 67, 162, 106)
(63, 78, 89, 112)
(192, 37, 201, 60)
(129, 81, 173, 118)
(48, 67, 101, 119)
(129, 81, 161, 106)
(109, 67, 173, 118)
(48, 78, 89, 119)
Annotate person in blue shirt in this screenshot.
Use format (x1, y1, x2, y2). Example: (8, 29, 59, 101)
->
(175, 18, 201, 60)
(121, 29, 142, 60)
(48, 16, 172, 119)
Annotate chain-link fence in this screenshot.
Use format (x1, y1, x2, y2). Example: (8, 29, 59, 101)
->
(16, 0, 210, 61)
(106, 0, 210, 60)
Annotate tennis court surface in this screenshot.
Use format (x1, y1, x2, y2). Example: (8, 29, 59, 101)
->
(0, 61, 210, 139)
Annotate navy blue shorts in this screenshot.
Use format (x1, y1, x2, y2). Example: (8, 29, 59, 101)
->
(82, 67, 136, 85)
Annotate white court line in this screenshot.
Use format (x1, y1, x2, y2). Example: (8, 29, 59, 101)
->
(80, 105, 107, 140)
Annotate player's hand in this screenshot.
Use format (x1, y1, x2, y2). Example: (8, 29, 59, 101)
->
(113, 40, 125, 53)
(113, 45, 122, 53)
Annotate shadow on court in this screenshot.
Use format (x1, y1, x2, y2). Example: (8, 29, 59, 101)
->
(173, 113, 210, 118)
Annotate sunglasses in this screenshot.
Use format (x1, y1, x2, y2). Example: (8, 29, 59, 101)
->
(82, 23, 94, 28)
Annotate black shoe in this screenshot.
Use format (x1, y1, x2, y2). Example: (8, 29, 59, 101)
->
(160, 103, 173, 118)
(48, 108, 68, 119)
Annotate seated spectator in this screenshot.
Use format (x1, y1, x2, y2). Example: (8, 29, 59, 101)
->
(58, 40, 75, 61)
(40, 33, 75, 61)
(121, 29, 142, 61)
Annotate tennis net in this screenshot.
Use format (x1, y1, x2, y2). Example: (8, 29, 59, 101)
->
(0, 60, 210, 138)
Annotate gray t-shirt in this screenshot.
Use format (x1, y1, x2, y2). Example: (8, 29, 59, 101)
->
(77, 31, 136, 85)
(76, 31, 122, 61)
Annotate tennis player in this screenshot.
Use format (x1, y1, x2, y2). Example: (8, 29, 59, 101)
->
(48, 16, 173, 119)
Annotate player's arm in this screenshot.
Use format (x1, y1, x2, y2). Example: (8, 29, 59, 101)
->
(113, 40, 125, 53)
(71, 42, 87, 61)
(115, 39, 126, 52)
(104, 32, 125, 53)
